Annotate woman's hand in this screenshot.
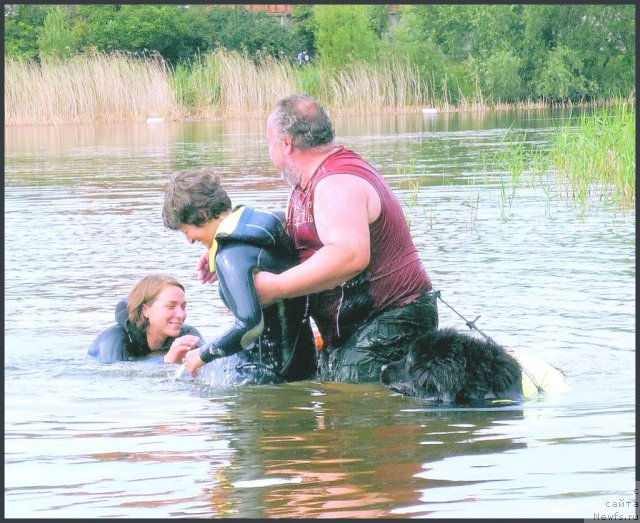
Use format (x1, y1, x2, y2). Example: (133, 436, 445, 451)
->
(196, 250, 218, 284)
(164, 334, 202, 364)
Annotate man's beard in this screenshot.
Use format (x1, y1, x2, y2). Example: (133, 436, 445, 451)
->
(279, 160, 302, 188)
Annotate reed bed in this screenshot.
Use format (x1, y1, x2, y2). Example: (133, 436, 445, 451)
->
(170, 49, 299, 118)
(214, 50, 298, 117)
(5, 50, 635, 125)
(326, 60, 426, 114)
(491, 97, 635, 215)
(549, 99, 635, 207)
(5, 53, 180, 125)
(171, 53, 223, 118)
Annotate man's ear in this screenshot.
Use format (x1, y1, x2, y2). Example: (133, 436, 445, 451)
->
(199, 210, 210, 222)
(282, 133, 294, 152)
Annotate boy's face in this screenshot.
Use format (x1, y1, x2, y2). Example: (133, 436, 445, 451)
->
(179, 221, 218, 249)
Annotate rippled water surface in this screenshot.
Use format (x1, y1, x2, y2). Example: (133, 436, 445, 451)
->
(4, 110, 635, 518)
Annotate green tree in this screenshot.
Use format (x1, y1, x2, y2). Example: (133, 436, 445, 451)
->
(313, 5, 380, 68)
(72, 5, 299, 64)
(4, 4, 49, 60)
(482, 50, 524, 103)
(291, 5, 316, 58)
(200, 6, 300, 62)
(382, 6, 453, 102)
(37, 6, 77, 59)
(535, 46, 589, 102)
(523, 4, 634, 100)
(368, 4, 391, 38)
(75, 5, 201, 62)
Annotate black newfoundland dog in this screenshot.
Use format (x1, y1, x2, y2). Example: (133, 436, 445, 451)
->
(380, 327, 524, 404)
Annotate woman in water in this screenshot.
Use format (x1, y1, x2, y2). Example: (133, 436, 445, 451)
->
(89, 274, 204, 363)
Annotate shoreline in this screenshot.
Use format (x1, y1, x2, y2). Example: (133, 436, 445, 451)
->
(5, 98, 627, 128)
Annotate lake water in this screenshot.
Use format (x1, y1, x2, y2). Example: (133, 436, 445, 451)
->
(4, 110, 635, 519)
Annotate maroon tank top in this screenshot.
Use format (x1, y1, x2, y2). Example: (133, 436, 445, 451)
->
(286, 146, 431, 347)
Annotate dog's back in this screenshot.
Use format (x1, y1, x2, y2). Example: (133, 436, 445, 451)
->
(381, 327, 523, 403)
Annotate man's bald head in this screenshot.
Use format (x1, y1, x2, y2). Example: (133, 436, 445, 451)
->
(270, 94, 335, 150)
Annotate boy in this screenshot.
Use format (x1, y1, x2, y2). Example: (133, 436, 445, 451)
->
(161, 167, 317, 384)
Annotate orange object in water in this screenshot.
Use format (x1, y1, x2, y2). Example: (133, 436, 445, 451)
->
(312, 326, 324, 351)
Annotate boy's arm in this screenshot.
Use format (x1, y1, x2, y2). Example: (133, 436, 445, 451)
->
(198, 243, 264, 363)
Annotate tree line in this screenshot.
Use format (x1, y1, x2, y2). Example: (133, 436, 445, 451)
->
(4, 4, 636, 105)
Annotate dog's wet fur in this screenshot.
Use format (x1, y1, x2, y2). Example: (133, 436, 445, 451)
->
(380, 327, 523, 404)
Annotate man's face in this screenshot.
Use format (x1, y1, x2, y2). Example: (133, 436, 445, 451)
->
(266, 115, 302, 188)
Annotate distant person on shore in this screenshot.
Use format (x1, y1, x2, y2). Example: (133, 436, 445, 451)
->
(89, 274, 204, 363)
(162, 167, 317, 384)
(297, 49, 310, 65)
(197, 94, 439, 383)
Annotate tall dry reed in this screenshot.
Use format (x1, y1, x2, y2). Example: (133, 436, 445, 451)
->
(6, 49, 629, 126)
(214, 49, 298, 117)
(326, 60, 431, 114)
(5, 52, 180, 125)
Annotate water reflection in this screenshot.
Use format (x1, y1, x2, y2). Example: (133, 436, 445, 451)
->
(202, 382, 527, 518)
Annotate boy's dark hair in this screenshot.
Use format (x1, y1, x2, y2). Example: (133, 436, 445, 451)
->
(162, 167, 232, 230)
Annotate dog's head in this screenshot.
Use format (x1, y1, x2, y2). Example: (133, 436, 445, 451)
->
(380, 356, 415, 397)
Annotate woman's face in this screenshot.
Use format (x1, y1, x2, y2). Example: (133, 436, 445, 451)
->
(142, 284, 187, 341)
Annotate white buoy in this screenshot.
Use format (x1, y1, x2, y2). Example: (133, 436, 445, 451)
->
(146, 117, 165, 124)
(421, 108, 438, 114)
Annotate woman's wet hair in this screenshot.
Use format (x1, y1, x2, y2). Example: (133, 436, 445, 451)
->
(128, 274, 184, 330)
(162, 167, 232, 230)
(271, 93, 335, 149)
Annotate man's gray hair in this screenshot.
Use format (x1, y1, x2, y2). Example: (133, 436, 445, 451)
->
(271, 94, 335, 149)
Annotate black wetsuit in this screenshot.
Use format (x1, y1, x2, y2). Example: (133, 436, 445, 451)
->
(198, 205, 317, 384)
(88, 298, 204, 363)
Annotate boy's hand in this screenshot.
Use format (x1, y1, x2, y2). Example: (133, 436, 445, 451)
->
(184, 348, 206, 376)
(196, 250, 218, 284)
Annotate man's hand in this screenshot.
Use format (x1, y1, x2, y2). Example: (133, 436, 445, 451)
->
(196, 250, 218, 284)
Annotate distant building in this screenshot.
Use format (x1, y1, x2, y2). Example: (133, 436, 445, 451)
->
(237, 4, 294, 26)
(231, 4, 402, 27)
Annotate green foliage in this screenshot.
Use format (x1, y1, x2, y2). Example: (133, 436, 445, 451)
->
(291, 5, 316, 56)
(368, 5, 390, 38)
(388, 4, 634, 105)
(170, 53, 221, 109)
(313, 5, 380, 69)
(482, 50, 524, 103)
(4, 4, 50, 60)
(550, 101, 635, 206)
(521, 4, 635, 99)
(378, 6, 446, 103)
(37, 6, 77, 60)
(6, 4, 301, 65)
(200, 6, 301, 63)
(296, 65, 322, 99)
(535, 46, 589, 102)
(75, 5, 212, 63)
